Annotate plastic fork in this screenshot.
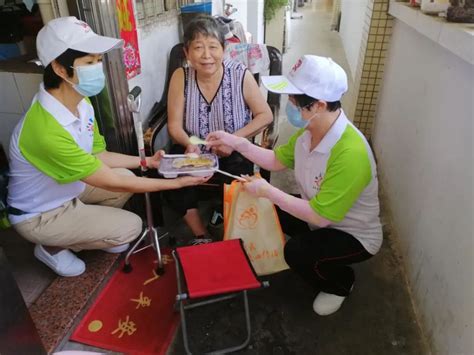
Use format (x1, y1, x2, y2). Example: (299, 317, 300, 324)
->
(215, 169, 247, 182)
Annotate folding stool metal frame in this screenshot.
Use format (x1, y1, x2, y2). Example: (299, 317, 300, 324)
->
(172, 239, 269, 354)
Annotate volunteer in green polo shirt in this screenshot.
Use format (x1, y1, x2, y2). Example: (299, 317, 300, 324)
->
(7, 17, 209, 277)
(207, 55, 382, 316)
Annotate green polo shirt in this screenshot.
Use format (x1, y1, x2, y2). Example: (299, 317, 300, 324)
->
(274, 111, 382, 255)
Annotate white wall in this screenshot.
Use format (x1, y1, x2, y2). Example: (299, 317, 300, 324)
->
(339, 0, 369, 79)
(373, 20, 473, 355)
(265, 6, 286, 53)
(226, 0, 248, 31)
(128, 14, 181, 124)
(212, 0, 223, 15)
(0, 72, 42, 155)
(246, 0, 265, 44)
(0, 13, 182, 152)
(225, 0, 264, 44)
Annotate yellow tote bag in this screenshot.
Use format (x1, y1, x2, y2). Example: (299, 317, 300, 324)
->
(223, 179, 289, 276)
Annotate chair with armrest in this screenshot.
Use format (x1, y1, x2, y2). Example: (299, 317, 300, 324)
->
(143, 43, 282, 235)
(144, 43, 282, 179)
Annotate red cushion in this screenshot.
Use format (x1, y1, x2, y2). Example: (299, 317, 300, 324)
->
(176, 239, 261, 298)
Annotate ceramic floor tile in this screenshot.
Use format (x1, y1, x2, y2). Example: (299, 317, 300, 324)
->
(29, 250, 120, 353)
(0, 228, 56, 307)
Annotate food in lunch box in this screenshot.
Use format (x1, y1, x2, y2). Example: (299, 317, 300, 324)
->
(172, 156, 214, 169)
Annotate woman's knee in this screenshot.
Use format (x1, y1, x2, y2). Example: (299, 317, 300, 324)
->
(163, 188, 198, 216)
(112, 212, 143, 244)
(127, 213, 143, 240)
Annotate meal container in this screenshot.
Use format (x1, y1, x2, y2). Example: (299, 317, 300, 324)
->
(158, 153, 218, 178)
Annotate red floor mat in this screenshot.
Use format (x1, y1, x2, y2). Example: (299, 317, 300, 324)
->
(71, 248, 179, 355)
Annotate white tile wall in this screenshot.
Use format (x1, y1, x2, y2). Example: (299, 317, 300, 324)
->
(0, 72, 24, 114)
(0, 112, 23, 155)
(352, 0, 393, 138)
(0, 72, 42, 155)
(13, 73, 42, 111)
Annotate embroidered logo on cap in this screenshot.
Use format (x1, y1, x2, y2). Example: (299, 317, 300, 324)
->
(291, 58, 303, 74)
(74, 20, 91, 33)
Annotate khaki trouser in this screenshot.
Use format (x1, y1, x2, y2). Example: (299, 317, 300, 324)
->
(13, 168, 142, 251)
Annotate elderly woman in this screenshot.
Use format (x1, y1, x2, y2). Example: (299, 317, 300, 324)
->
(165, 15, 273, 244)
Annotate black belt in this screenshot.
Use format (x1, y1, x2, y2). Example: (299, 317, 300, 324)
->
(7, 206, 28, 216)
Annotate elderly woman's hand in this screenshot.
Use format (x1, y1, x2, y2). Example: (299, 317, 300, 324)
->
(206, 131, 250, 153)
(242, 175, 272, 198)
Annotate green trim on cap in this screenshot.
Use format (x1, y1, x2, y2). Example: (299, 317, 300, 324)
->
(267, 82, 289, 91)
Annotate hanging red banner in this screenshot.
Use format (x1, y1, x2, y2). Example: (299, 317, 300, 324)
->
(116, 0, 141, 79)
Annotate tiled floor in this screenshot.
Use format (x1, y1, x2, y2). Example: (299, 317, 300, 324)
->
(29, 251, 120, 353)
(0, 228, 55, 307)
(0, 226, 122, 353)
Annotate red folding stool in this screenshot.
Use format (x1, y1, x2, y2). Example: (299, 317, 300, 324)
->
(172, 239, 269, 354)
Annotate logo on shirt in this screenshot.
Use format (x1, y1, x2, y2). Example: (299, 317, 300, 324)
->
(313, 173, 324, 193)
(86, 117, 94, 136)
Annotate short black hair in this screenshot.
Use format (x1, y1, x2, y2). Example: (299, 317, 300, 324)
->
(183, 15, 225, 49)
(291, 94, 341, 112)
(43, 49, 89, 89)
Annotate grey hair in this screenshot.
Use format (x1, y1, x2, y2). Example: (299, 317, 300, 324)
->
(183, 15, 225, 49)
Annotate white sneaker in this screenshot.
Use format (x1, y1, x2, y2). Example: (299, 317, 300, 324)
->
(312, 292, 347, 316)
(34, 245, 85, 277)
(102, 243, 129, 253)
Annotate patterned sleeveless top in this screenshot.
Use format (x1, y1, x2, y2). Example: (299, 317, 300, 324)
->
(184, 59, 252, 140)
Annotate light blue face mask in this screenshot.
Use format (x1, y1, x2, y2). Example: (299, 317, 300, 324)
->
(286, 101, 309, 128)
(70, 62, 106, 97)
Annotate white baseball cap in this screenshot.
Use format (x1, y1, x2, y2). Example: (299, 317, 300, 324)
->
(261, 55, 348, 102)
(36, 16, 123, 67)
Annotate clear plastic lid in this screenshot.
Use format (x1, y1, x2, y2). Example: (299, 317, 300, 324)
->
(158, 153, 218, 178)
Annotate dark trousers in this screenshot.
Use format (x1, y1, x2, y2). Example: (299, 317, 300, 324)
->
(162, 144, 253, 217)
(278, 203, 373, 296)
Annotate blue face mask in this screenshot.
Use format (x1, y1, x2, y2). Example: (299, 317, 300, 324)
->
(70, 62, 106, 97)
(286, 101, 309, 128)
